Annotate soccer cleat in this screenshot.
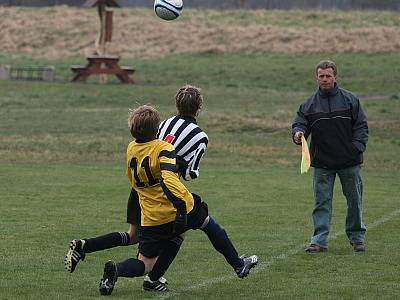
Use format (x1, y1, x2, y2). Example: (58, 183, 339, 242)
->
(64, 239, 86, 273)
(235, 255, 258, 278)
(143, 275, 168, 292)
(99, 260, 118, 296)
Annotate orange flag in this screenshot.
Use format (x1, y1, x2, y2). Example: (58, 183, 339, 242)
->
(301, 135, 311, 174)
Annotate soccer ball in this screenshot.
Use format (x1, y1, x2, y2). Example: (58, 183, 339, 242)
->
(154, 0, 183, 21)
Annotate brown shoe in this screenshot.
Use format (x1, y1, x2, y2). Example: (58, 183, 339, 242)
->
(351, 241, 366, 252)
(305, 244, 328, 253)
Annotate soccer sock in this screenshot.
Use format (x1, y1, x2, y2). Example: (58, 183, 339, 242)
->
(201, 217, 243, 270)
(116, 258, 145, 278)
(83, 232, 130, 253)
(148, 236, 183, 282)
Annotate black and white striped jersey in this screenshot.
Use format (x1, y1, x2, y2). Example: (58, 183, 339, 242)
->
(157, 115, 208, 181)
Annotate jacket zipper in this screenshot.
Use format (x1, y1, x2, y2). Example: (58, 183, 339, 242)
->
(327, 94, 332, 114)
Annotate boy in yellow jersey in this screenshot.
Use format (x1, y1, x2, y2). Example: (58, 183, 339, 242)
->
(98, 105, 258, 295)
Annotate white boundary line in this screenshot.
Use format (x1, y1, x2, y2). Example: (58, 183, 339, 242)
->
(156, 209, 400, 299)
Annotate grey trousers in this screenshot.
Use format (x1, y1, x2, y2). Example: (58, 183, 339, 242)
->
(310, 165, 366, 248)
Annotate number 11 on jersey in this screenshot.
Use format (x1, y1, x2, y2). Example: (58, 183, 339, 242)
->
(129, 156, 159, 187)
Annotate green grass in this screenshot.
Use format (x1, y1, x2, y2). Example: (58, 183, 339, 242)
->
(1, 52, 399, 299)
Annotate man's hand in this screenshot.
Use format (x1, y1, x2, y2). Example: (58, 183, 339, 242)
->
(294, 131, 304, 144)
(173, 213, 187, 234)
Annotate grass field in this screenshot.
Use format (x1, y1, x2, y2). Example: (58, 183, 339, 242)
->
(1, 8, 400, 300)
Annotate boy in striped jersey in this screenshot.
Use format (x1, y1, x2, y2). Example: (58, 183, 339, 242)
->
(157, 85, 208, 181)
(65, 85, 208, 274)
(98, 105, 257, 295)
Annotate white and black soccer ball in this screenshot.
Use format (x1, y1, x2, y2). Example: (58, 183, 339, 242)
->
(154, 0, 183, 21)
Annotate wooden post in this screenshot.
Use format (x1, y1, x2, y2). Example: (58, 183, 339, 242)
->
(105, 9, 113, 42)
(98, 3, 107, 83)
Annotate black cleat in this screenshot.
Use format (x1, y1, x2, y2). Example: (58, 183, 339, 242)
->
(235, 255, 258, 278)
(64, 239, 86, 273)
(143, 275, 168, 292)
(99, 261, 118, 296)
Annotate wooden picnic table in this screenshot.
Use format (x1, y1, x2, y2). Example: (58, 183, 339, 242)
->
(71, 55, 135, 84)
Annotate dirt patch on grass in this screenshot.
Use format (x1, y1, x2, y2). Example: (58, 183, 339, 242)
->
(1, 7, 400, 58)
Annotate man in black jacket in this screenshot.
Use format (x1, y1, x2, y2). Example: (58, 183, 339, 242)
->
(292, 60, 368, 253)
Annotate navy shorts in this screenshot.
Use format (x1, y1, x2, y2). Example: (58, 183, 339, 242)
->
(138, 193, 209, 258)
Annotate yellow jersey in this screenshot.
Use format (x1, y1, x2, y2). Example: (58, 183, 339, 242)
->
(126, 139, 194, 226)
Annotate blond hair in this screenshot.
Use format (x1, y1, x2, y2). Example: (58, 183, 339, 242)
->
(128, 105, 160, 142)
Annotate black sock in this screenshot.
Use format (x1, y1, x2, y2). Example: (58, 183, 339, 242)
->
(83, 232, 130, 253)
(116, 258, 145, 278)
(201, 217, 243, 270)
(148, 236, 183, 281)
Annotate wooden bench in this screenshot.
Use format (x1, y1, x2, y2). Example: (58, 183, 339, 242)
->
(71, 55, 135, 84)
(121, 66, 135, 74)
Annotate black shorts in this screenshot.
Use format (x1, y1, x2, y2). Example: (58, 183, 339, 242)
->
(138, 222, 175, 258)
(138, 193, 209, 258)
(126, 188, 141, 225)
(185, 193, 209, 231)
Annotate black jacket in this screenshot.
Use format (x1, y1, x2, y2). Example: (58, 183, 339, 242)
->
(292, 84, 368, 170)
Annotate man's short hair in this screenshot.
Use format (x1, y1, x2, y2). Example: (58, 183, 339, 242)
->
(128, 105, 160, 142)
(315, 60, 337, 76)
(175, 85, 203, 117)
